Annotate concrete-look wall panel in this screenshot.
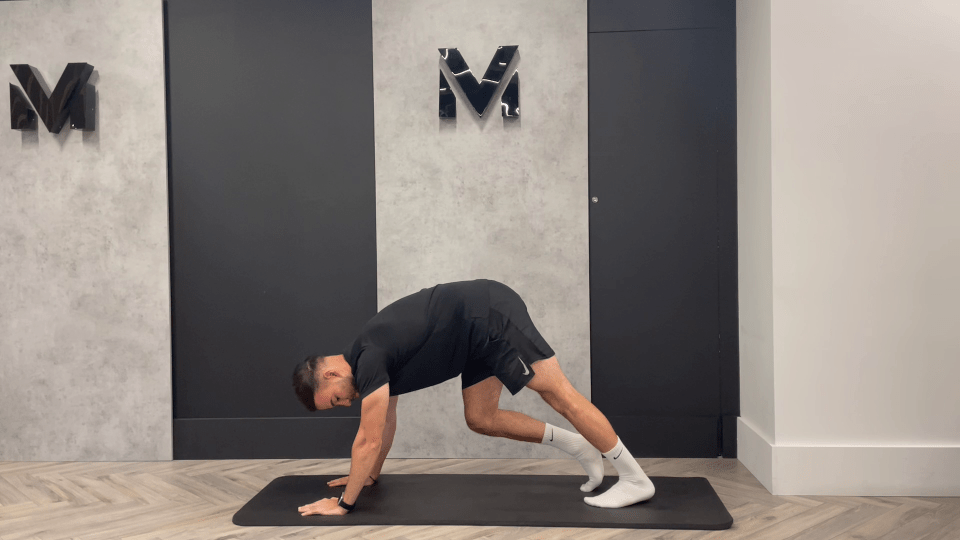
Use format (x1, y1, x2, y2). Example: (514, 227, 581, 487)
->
(0, 0, 171, 460)
(372, 0, 589, 458)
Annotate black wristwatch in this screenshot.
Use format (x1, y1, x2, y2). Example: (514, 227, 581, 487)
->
(337, 491, 355, 512)
(337, 475, 378, 512)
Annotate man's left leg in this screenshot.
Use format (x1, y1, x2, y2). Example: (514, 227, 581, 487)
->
(525, 357, 656, 508)
(463, 375, 544, 443)
(462, 374, 604, 492)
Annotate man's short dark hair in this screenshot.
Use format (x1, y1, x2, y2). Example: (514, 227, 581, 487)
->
(292, 355, 328, 412)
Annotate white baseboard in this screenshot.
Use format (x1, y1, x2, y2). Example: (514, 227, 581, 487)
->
(737, 417, 960, 496)
(737, 417, 774, 492)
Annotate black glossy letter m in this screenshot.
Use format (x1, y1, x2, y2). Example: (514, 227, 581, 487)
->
(439, 46, 519, 119)
(10, 63, 96, 133)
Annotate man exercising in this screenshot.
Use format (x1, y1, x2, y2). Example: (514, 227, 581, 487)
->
(292, 279, 655, 516)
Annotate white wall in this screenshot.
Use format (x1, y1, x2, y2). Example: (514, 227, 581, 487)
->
(371, 0, 589, 458)
(735, 0, 775, 490)
(735, 0, 774, 439)
(0, 0, 171, 461)
(738, 0, 960, 495)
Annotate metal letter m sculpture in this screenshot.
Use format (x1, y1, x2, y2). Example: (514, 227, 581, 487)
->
(9, 63, 96, 133)
(439, 46, 519, 119)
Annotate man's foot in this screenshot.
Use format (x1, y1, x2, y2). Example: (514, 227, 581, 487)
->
(576, 446, 604, 492)
(583, 477, 655, 508)
(541, 423, 605, 492)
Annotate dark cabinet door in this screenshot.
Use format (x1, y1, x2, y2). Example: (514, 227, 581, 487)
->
(588, 0, 737, 457)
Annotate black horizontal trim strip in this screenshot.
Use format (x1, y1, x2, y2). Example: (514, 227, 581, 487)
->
(174, 417, 360, 459)
(175, 416, 360, 421)
(589, 26, 718, 33)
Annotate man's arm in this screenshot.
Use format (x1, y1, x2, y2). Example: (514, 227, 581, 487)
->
(341, 383, 389, 507)
(370, 395, 398, 479)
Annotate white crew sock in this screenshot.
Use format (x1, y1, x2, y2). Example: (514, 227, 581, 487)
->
(541, 423, 604, 492)
(583, 437, 655, 508)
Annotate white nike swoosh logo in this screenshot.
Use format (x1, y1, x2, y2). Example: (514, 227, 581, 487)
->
(519, 357, 529, 375)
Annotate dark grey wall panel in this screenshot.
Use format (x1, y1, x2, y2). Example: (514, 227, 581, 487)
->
(588, 0, 737, 458)
(715, 2, 740, 432)
(165, 0, 376, 457)
(589, 0, 720, 33)
(590, 27, 720, 419)
(608, 416, 720, 458)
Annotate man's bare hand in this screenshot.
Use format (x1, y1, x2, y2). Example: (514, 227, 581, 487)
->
(326, 475, 376, 488)
(298, 497, 347, 516)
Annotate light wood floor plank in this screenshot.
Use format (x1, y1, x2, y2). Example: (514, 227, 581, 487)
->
(830, 502, 936, 540)
(919, 513, 960, 540)
(782, 503, 892, 540)
(0, 458, 957, 540)
(736, 502, 849, 540)
(874, 500, 960, 540)
(696, 502, 813, 540)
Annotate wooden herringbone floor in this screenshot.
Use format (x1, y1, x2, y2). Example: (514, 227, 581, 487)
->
(0, 458, 958, 540)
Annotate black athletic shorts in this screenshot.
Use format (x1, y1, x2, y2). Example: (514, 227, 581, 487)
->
(461, 281, 556, 395)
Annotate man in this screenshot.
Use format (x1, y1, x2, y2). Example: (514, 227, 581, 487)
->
(292, 279, 655, 516)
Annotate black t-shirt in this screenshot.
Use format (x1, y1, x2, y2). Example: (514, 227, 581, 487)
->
(343, 279, 493, 399)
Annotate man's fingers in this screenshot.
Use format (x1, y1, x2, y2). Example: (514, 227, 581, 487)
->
(297, 501, 322, 514)
(326, 475, 375, 487)
(298, 497, 342, 517)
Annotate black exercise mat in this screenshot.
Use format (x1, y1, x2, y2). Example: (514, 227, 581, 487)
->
(233, 474, 733, 530)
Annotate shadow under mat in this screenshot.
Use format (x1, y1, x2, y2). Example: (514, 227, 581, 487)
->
(233, 474, 733, 530)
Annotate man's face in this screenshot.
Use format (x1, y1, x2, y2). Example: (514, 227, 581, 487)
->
(313, 375, 360, 411)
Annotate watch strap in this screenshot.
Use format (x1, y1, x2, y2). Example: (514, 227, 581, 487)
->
(337, 491, 355, 512)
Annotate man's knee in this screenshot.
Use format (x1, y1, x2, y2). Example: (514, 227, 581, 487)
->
(536, 385, 581, 416)
(465, 412, 494, 434)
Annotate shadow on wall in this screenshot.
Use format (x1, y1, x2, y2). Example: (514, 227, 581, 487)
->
(82, 70, 100, 150)
(437, 51, 521, 133)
